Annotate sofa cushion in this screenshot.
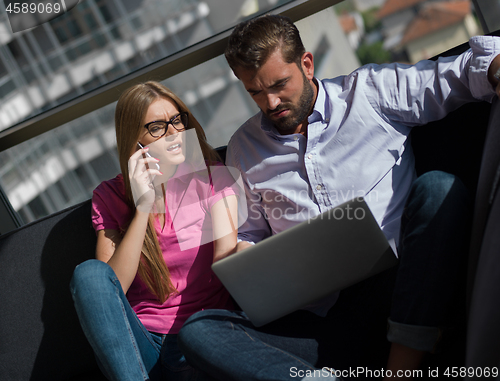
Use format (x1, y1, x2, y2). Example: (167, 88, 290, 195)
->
(411, 100, 490, 198)
(0, 200, 105, 380)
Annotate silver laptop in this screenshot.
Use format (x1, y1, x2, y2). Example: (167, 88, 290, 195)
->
(211, 197, 398, 327)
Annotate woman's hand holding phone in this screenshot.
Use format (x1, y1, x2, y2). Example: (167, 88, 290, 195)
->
(128, 146, 162, 213)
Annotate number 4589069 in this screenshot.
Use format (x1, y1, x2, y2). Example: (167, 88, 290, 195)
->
(6, 2, 62, 14)
(444, 367, 498, 378)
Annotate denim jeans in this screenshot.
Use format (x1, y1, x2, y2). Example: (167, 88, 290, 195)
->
(177, 171, 470, 380)
(388, 171, 470, 351)
(179, 269, 395, 381)
(70, 259, 212, 381)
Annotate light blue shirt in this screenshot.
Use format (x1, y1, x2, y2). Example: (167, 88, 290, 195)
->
(226, 36, 500, 314)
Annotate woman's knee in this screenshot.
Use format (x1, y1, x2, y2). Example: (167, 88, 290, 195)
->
(70, 259, 115, 295)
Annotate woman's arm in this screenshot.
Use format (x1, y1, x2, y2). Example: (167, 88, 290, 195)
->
(96, 147, 161, 293)
(96, 209, 150, 294)
(211, 194, 238, 262)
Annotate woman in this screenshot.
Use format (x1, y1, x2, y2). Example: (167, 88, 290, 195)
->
(70, 81, 240, 381)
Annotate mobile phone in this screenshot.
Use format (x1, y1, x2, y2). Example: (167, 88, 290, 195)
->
(137, 142, 160, 174)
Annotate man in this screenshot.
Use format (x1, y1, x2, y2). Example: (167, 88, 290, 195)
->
(178, 15, 500, 380)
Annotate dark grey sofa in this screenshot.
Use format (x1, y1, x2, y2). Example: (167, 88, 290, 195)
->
(0, 199, 106, 380)
(1, 42, 499, 379)
(465, 97, 500, 374)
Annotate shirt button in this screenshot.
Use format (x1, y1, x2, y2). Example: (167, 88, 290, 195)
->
(307, 154, 312, 159)
(316, 185, 322, 190)
(294, 136, 298, 141)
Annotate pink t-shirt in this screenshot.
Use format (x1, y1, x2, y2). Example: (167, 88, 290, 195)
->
(91, 162, 236, 334)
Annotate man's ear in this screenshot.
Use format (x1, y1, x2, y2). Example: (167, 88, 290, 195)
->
(301, 52, 314, 80)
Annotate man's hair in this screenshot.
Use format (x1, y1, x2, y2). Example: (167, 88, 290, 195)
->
(225, 14, 305, 74)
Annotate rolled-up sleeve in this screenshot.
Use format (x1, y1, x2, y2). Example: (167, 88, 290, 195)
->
(352, 35, 500, 128)
(468, 35, 500, 102)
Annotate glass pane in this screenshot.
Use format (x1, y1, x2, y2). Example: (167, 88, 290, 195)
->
(0, 79, 16, 98)
(7, 39, 27, 66)
(337, 0, 483, 64)
(99, 2, 118, 23)
(84, 13, 99, 30)
(0, 0, 295, 132)
(33, 26, 55, 53)
(0, 101, 119, 221)
(0, 0, 488, 228)
(53, 26, 69, 43)
(474, 0, 500, 33)
(48, 55, 64, 71)
(0, 5, 362, 225)
(0, 57, 7, 77)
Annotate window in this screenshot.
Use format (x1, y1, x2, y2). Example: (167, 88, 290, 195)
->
(2, 0, 498, 233)
(313, 35, 332, 74)
(0, 79, 15, 98)
(48, 55, 64, 71)
(7, 40, 27, 66)
(33, 26, 55, 53)
(0, 56, 7, 77)
(97, 1, 118, 24)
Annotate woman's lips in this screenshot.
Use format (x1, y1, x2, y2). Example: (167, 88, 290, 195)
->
(167, 142, 182, 153)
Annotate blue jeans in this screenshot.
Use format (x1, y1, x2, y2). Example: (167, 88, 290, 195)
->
(177, 171, 470, 380)
(388, 171, 470, 351)
(70, 259, 212, 381)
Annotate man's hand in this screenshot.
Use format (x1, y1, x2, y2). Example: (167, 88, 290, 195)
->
(487, 54, 500, 98)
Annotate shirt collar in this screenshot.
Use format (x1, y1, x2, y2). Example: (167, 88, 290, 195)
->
(309, 77, 330, 124)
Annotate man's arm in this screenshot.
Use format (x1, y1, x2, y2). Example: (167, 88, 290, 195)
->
(225, 139, 272, 247)
(349, 36, 500, 128)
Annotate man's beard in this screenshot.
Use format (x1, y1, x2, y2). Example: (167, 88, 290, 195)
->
(264, 73, 315, 134)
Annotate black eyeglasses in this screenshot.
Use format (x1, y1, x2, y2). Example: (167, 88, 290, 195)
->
(143, 112, 188, 138)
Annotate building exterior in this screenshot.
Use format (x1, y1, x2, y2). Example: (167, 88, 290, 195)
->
(377, 0, 428, 51)
(352, 0, 386, 12)
(401, 0, 479, 62)
(0, 0, 360, 225)
(377, 0, 480, 62)
(339, 11, 365, 50)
